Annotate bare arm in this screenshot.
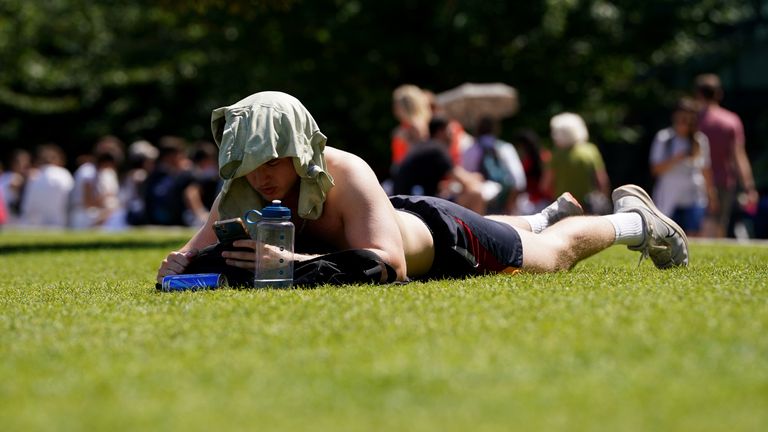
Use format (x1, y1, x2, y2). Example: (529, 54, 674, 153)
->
(734, 140, 758, 204)
(332, 151, 408, 280)
(702, 166, 718, 214)
(651, 153, 687, 177)
(181, 193, 220, 252)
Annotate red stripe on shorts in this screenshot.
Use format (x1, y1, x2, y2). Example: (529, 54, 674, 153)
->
(453, 217, 506, 273)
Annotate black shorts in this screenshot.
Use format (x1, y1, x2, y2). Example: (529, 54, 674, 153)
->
(390, 195, 523, 279)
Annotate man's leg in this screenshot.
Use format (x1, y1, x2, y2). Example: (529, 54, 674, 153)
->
(514, 216, 616, 272)
(714, 185, 736, 238)
(501, 185, 689, 272)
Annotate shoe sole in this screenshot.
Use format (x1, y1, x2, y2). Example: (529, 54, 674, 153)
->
(557, 192, 584, 217)
(613, 184, 689, 255)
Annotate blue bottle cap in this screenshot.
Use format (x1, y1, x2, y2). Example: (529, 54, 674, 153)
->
(261, 200, 291, 219)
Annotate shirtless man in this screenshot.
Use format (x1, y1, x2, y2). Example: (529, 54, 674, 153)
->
(157, 92, 688, 284)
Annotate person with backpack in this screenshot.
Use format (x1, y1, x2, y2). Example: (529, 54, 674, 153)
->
(462, 117, 527, 214)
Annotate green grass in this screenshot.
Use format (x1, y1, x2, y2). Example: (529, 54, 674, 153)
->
(1, 230, 767, 432)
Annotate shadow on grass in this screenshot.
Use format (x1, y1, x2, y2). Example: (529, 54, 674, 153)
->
(0, 239, 185, 255)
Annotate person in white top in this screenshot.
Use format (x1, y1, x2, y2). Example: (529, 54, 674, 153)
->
(650, 98, 717, 236)
(69, 150, 122, 229)
(20, 144, 74, 228)
(70, 137, 124, 229)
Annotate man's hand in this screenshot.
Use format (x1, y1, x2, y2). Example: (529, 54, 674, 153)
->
(257, 243, 296, 270)
(223, 240, 305, 271)
(221, 239, 258, 269)
(156, 249, 198, 283)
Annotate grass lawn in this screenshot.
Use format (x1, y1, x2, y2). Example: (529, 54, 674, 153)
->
(1, 229, 767, 432)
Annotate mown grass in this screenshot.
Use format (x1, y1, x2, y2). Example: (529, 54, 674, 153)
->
(1, 230, 767, 432)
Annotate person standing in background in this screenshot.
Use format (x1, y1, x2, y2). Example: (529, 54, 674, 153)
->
(694, 74, 758, 238)
(20, 144, 74, 228)
(0, 181, 7, 227)
(462, 117, 527, 215)
(69, 137, 124, 229)
(649, 98, 716, 237)
(542, 112, 611, 214)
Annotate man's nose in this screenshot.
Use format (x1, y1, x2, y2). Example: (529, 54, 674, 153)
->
(255, 168, 270, 183)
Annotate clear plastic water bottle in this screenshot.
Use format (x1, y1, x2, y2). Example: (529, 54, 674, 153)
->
(250, 200, 294, 288)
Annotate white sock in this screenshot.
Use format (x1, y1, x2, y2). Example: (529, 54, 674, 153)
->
(605, 212, 645, 246)
(522, 214, 548, 234)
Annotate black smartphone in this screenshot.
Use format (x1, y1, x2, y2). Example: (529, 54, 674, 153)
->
(213, 217, 251, 243)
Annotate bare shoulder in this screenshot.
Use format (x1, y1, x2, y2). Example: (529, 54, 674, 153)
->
(322, 146, 391, 214)
(324, 147, 370, 172)
(324, 147, 380, 189)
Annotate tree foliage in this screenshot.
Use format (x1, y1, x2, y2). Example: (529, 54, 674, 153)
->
(0, 0, 765, 180)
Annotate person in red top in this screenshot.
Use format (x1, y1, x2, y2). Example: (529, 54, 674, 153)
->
(390, 85, 431, 169)
(694, 74, 758, 237)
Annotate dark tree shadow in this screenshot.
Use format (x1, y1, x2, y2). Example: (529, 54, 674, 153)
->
(0, 239, 185, 255)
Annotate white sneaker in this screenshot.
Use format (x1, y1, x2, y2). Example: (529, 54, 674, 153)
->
(612, 184, 689, 269)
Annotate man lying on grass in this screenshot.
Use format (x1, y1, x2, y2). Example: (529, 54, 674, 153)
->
(157, 92, 688, 285)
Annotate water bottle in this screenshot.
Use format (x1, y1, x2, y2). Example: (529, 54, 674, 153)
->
(247, 200, 295, 288)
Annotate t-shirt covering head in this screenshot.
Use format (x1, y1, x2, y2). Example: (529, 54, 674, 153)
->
(211, 91, 334, 221)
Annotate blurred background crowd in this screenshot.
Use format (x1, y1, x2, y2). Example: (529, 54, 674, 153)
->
(1, 72, 764, 239)
(0, 0, 766, 239)
(0, 137, 220, 231)
(384, 74, 764, 239)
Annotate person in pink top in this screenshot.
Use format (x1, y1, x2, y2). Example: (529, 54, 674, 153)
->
(0, 187, 7, 227)
(694, 74, 758, 237)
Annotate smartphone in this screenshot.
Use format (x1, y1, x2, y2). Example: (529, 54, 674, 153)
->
(213, 217, 251, 243)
